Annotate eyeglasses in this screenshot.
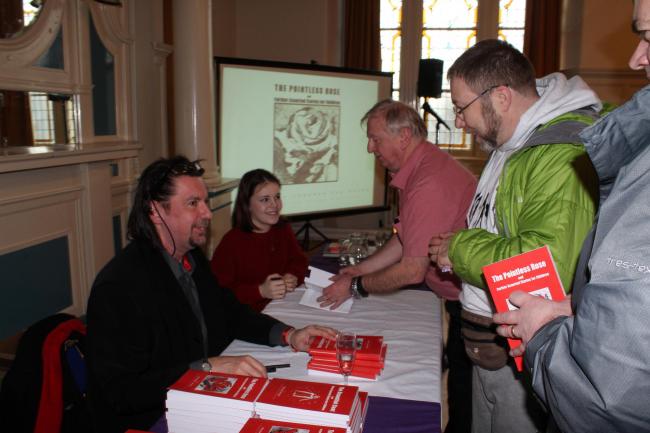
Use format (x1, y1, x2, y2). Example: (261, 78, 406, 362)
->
(452, 84, 505, 118)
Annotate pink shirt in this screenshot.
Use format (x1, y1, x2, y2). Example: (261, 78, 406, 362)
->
(390, 142, 477, 300)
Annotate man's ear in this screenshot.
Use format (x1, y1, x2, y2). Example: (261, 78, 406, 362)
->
(398, 127, 412, 149)
(493, 85, 512, 113)
(149, 202, 162, 224)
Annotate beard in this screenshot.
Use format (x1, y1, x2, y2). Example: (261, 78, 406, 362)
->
(477, 100, 501, 152)
(189, 220, 210, 248)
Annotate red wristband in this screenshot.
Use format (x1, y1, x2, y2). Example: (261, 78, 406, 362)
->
(281, 327, 295, 348)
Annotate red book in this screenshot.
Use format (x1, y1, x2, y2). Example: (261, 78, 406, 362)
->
(310, 345, 387, 369)
(358, 391, 369, 424)
(482, 245, 566, 371)
(308, 357, 382, 371)
(167, 370, 268, 410)
(309, 335, 385, 361)
(239, 417, 347, 433)
(255, 378, 359, 426)
(309, 355, 384, 370)
(348, 391, 369, 433)
(307, 361, 380, 380)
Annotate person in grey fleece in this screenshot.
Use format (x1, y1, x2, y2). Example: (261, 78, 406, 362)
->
(493, 1, 650, 431)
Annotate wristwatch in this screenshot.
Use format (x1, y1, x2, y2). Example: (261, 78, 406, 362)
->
(350, 276, 369, 299)
(201, 359, 212, 372)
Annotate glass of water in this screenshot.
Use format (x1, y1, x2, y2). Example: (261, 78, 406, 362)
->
(336, 332, 356, 384)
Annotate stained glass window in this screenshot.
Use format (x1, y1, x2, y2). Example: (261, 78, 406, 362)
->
(421, 0, 478, 148)
(498, 0, 526, 52)
(22, 0, 40, 27)
(380, 0, 526, 150)
(380, 0, 402, 101)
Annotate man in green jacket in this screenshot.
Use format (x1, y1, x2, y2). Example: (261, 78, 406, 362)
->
(428, 40, 600, 433)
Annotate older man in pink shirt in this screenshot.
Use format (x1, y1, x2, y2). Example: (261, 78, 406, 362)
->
(319, 99, 477, 433)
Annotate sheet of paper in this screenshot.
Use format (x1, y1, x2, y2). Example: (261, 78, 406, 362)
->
(304, 266, 335, 288)
(299, 288, 353, 313)
(299, 266, 353, 313)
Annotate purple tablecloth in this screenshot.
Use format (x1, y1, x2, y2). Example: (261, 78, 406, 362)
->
(150, 396, 441, 433)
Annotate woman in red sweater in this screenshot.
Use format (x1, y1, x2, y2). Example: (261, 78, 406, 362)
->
(210, 169, 308, 312)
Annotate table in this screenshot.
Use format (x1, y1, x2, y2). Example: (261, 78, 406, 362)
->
(154, 266, 443, 433)
(227, 288, 442, 402)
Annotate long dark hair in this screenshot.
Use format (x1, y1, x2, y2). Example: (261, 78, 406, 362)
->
(232, 169, 281, 232)
(127, 156, 205, 248)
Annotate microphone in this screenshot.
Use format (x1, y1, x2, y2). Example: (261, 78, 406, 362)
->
(422, 101, 450, 131)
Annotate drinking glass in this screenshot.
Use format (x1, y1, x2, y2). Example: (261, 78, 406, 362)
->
(375, 228, 391, 248)
(336, 332, 357, 384)
(348, 233, 368, 263)
(338, 237, 352, 267)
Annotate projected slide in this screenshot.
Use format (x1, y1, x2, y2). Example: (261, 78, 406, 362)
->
(273, 103, 339, 185)
(216, 58, 392, 217)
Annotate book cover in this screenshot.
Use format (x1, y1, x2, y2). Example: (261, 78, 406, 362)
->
(239, 417, 347, 433)
(482, 245, 566, 370)
(308, 335, 384, 361)
(168, 370, 268, 405)
(255, 378, 359, 419)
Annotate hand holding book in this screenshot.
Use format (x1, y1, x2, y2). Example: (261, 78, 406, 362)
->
(288, 324, 338, 352)
(493, 292, 573, 357)
(482, 245, 568, 370)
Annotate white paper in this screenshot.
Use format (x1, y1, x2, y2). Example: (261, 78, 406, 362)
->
(299, 266, 354, 313)
(304, 266, 336, 288)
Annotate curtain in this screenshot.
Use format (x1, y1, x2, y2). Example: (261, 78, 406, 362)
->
(523, 0, 562, 77)
(344, 0, 381, 70)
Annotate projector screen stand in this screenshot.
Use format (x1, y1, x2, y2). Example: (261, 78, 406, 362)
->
(295, 219, 330, 251)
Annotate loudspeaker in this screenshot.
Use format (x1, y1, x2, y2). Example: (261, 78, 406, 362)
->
(417, 58, 443, 98)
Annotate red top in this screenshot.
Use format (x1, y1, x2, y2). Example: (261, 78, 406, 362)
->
(390, 142, 477, 300)
(210, 223, 308, 312)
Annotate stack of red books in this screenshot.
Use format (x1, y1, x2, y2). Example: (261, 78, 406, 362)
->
(254, 378, 368, 433)
(166, 370, 267, 433)
(166, 372, 369, 433)
(307, 335, 387, 380)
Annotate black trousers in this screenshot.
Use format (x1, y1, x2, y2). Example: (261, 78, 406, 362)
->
(444, 300, 473, 433)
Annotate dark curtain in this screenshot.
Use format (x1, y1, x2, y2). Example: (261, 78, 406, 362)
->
(344, 0, 381, 70)
(523, 0, 562, 77)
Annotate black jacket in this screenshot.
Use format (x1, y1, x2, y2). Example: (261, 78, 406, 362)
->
(86, 240, 281, 433)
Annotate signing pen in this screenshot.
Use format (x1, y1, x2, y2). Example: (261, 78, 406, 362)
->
(265, 363, 291, 372)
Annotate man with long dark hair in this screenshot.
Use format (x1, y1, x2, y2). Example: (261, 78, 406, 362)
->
(86, 156, 335, 433)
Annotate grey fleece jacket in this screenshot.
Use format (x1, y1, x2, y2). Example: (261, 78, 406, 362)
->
(526, 84, 650, 433)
